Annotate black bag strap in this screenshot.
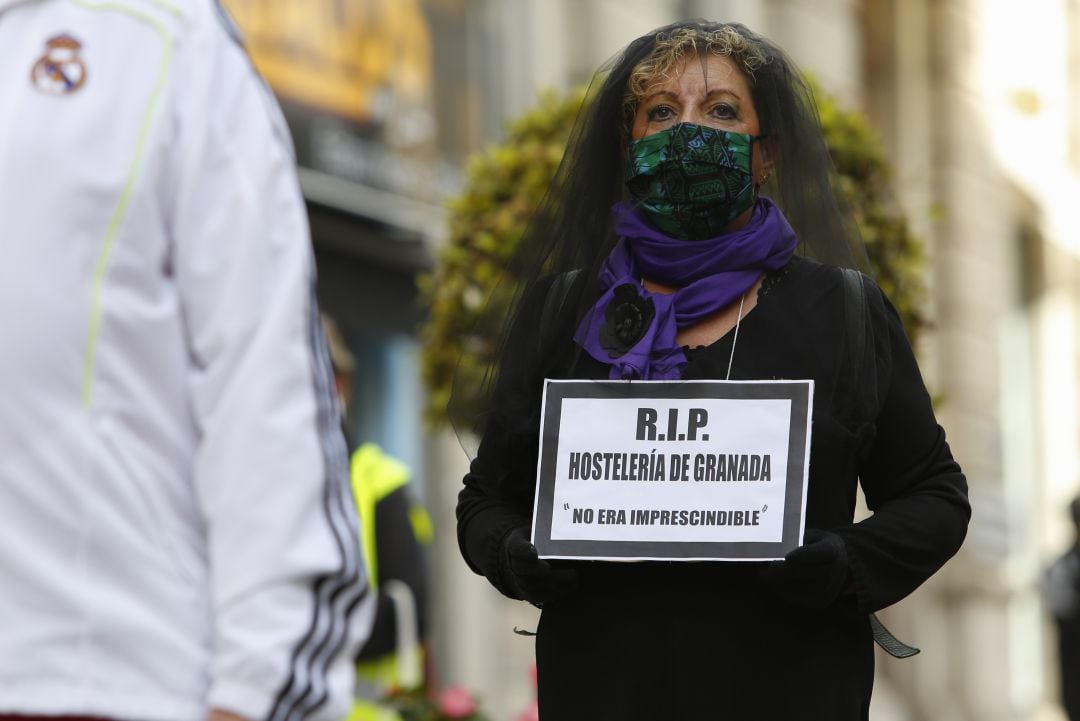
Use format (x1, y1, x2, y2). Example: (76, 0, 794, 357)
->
(870, 613, 920, 658)
(539, 269, 582, 349)
(842, 268, 920, 659)
(841, 267, 867, 395)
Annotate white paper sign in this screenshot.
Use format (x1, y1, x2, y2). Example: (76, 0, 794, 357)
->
(531, 379, 813, 561)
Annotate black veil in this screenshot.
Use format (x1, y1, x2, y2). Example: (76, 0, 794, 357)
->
(450, 19, 871, 454)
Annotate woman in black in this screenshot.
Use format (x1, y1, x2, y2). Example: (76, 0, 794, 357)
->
(455, 20, 969, 720)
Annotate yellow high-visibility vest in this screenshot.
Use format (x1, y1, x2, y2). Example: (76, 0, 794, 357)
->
(348, 444, 430, 721)
(351, 443, 411, 591)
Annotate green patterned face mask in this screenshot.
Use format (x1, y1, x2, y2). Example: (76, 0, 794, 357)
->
(625, 122, 759, 240)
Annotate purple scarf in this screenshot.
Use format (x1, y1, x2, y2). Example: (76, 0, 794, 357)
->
(573, 196, 798, 379)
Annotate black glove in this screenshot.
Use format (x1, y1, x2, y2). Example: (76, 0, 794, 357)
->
(499, 526, 578, 607)
(760, 529, 851, 609)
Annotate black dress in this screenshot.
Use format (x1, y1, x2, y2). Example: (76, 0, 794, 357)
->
(457, 257, 970, 721)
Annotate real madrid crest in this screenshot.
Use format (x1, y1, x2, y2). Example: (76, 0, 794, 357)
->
(31, 34, 88, 95)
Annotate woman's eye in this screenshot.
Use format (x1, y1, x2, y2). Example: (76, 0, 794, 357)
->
(710, 103, 737, 120)
(646, 105, 675, 122)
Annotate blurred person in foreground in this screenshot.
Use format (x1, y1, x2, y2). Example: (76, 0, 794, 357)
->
(0, 3, 372, 721)
(454, 20, 970, 720)
(321, 316, 433, 721)
(1045, 496, 1080, 720)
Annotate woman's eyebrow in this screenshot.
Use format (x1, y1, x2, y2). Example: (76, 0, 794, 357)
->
(703, 87, 741, 101)
(642, 90, 681, 103)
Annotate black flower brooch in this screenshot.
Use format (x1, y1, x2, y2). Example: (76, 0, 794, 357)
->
(599, 283, 655, 358)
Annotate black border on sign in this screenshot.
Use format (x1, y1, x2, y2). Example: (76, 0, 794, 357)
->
(532, 379, 812, 560)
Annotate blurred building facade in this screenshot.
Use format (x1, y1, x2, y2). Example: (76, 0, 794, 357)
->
(222, 0, 470, 474)
(860, 1, 1080, 719)
(224, 1, 1080, 719)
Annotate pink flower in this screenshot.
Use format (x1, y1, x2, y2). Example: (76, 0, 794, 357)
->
(437, 686, 478, 718)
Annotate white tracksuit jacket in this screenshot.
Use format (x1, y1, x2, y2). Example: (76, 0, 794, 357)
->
(0, 2, 373, 720)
